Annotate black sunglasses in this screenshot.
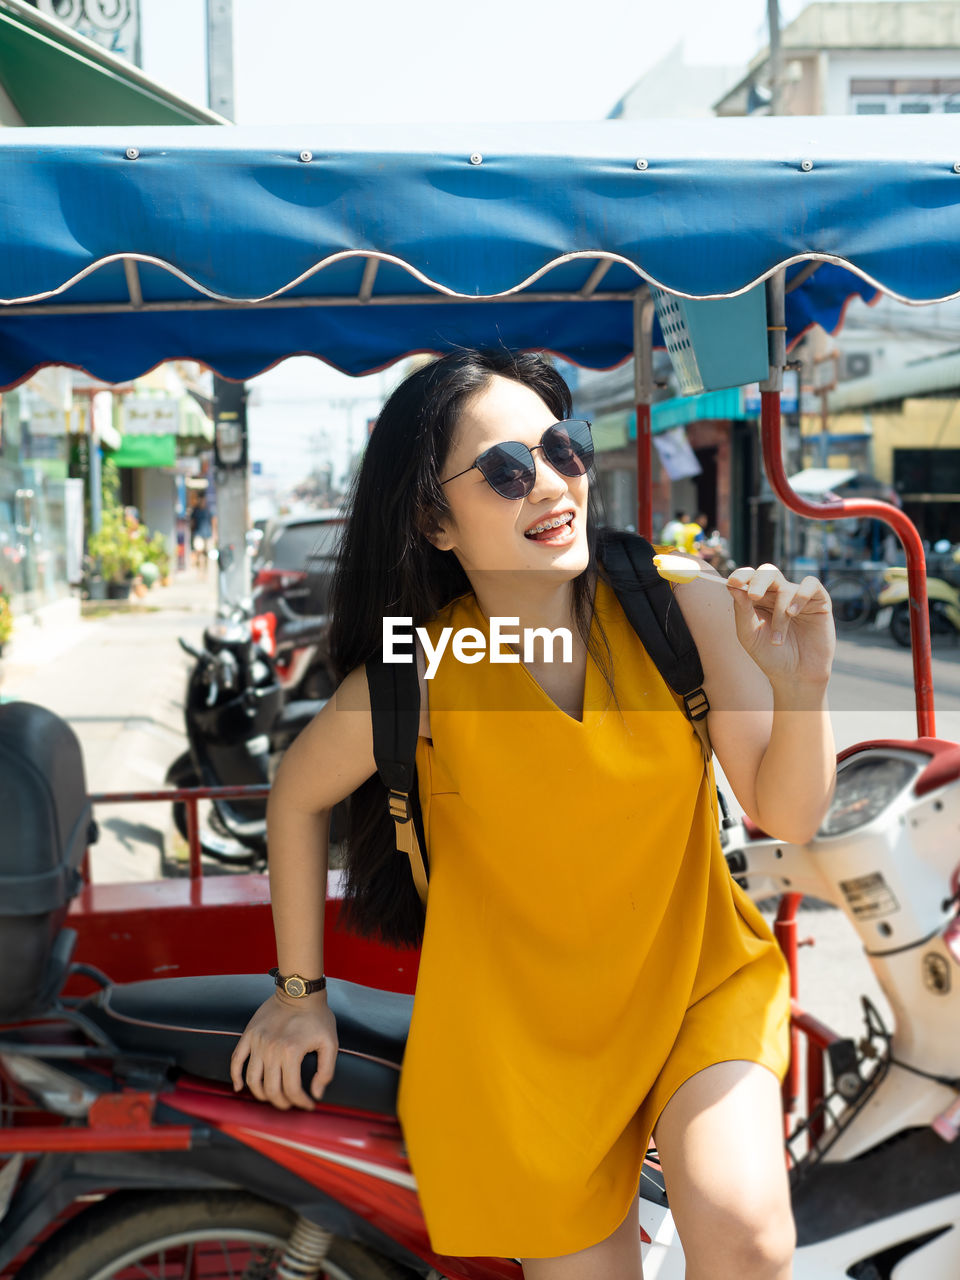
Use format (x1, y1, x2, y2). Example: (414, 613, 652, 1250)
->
(440, 419, 594, 501)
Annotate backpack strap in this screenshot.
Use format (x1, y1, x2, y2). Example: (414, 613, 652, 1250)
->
(365, 648, 430, 904)
(599, 529, 712, 762)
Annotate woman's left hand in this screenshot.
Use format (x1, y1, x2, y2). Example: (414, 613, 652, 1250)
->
(726, 563, 835, 687)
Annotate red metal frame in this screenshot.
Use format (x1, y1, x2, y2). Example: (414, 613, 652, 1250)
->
(88, 783, 271, 881)
(72, 785, 420, 995)
(0, 1127, 192, 1153)
(759, 389, 935, 739)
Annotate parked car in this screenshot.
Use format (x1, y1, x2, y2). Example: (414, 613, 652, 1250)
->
(251, 511, 344, 700)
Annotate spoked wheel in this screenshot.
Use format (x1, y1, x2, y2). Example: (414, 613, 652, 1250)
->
(890, 603, 912, 648)
(16, 1192, 411, 1280)
(889, 600, 959, 648)
(825, 572, 874, 631)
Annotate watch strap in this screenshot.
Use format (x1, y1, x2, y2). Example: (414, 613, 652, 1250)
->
(269, 967, 327, 997)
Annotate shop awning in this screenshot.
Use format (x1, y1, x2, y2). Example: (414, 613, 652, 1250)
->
(594, 387, 755, 452)
(112, 434, 176, 468)
(179, 394, 214, 443)
(0, 118, 955, 385)
(0, 0, 225, 126)
(787, 468, 859, 496)
(651, 387, 748, 433)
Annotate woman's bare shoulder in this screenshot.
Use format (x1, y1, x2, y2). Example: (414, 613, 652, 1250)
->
(336, 651, 430, 740)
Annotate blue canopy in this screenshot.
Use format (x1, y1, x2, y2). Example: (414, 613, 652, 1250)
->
(0, 118, 955, 387)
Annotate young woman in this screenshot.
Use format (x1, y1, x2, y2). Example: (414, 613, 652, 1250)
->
(231, 349, 837, 1280)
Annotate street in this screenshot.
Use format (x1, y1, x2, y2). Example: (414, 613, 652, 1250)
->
(0, 570, 212, 882)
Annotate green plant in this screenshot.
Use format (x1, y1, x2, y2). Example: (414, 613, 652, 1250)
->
(0, 587, 12, 647)
(142, 531, 172, 580)
(87, 507, 143, 583)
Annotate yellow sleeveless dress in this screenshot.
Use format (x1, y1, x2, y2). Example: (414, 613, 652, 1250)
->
(395, 578, 791, 1259)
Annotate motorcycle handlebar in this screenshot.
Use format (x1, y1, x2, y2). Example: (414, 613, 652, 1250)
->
(178, 637, 206, 661)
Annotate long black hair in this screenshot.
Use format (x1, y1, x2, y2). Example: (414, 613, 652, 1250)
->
(329, 348, 603, 947)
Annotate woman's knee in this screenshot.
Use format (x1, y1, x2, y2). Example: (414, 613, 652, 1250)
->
(685, 1198, 795, 1279)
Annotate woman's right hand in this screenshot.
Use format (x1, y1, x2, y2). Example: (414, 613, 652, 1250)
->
(230, 991, 338, 1111)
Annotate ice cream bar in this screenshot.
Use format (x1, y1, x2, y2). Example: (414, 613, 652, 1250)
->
(652, 553, 705, 585)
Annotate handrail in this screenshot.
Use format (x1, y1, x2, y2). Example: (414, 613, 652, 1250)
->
(88, 784, 270, 881)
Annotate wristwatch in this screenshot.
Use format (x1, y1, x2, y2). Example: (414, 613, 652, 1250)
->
(269, 967, 327, 998)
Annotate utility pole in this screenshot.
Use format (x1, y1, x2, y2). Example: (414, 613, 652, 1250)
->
(206, 0, 250, 609)
(767, 0, 783, 116)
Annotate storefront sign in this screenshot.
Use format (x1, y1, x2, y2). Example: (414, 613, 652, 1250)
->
(28, 404, 66, 436)
(37, 0, 141, 65)
(122, 396, 181, 437)
(113, 434, 177, 469)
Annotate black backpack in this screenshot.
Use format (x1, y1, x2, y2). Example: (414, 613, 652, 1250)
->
(364, 530, 710, 905)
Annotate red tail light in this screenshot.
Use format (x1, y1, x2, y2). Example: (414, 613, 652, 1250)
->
(253, 568, 307, 591)
(251, 612, 277, 655)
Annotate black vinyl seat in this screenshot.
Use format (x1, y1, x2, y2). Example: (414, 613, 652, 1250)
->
(81, 974, 413, 1116)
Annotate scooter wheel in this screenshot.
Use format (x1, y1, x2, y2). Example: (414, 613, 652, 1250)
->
(165, 751, 200, 843)
(167, 753, 263, 868)
(890, 603, 913, 648)
(14, 1191, 409, 1280)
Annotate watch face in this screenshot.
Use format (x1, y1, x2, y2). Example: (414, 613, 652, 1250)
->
(284, 976, 307, 998)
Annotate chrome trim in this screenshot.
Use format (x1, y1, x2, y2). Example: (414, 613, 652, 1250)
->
(238, 1128, 418, 1191)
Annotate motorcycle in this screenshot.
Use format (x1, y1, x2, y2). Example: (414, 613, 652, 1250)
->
(251, 596, 336, 702)
(2, 704, 960, 1280)
(876, 544, 960, 648)
(163, 612, 331, 865)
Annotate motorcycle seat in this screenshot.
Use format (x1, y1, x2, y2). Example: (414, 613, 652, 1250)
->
(80, 973, 412, 1116)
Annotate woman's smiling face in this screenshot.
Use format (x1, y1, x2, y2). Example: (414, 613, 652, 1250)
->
(428, 375, 590, 580)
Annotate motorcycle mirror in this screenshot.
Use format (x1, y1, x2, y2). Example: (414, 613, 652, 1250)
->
(178, 637, 205, 661)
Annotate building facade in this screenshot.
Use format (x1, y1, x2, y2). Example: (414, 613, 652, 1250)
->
(0, 0, 220, 618)
(589, 1, 960, 562)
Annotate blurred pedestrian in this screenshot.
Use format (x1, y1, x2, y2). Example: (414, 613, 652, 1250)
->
(677, 512, 704, 554)
(190, 495, 213, 569)
(660, 510, 689, 548)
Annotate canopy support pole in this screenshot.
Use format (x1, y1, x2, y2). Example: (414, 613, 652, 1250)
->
(758, 271, 935, 737)
(633, 288, 655, 539)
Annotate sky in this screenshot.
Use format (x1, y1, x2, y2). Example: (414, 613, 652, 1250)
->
(140, 0, 795, 125)
(133, 0, 871, 490)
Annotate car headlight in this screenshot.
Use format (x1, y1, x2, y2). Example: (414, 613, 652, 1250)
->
(818, 756, 919, 837)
